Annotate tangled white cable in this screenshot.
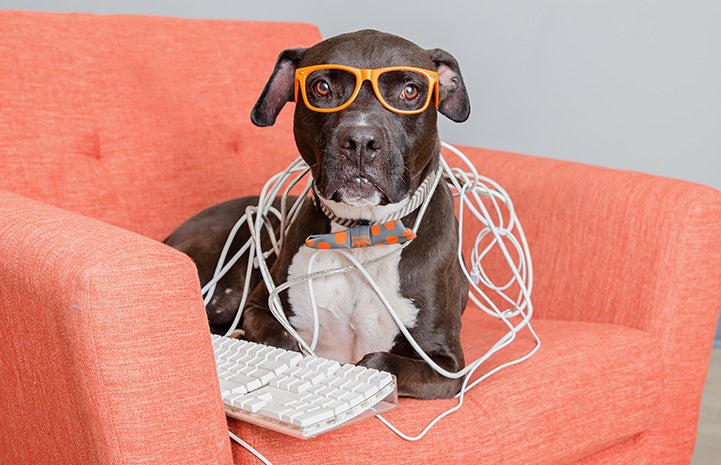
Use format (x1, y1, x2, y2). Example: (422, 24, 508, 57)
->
(205, 141, 540, 441)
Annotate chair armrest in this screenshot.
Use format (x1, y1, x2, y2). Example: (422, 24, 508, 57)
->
(449, 145, 721, 335)
(448, 145, 721, 459)
(0, 191, 233, 465)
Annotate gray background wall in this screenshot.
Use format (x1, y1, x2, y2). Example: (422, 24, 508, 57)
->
(4, 0, 720, 342)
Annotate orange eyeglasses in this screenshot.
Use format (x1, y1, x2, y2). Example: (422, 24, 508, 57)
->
(294, 64, 439, 115)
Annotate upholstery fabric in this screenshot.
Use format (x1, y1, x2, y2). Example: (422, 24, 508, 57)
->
(1, 10, 720, 465)
(0, 11, 311, 241)
(0, 190, 232, 464)
(229, 315, 662, 464)
(453, 146, 721, 462)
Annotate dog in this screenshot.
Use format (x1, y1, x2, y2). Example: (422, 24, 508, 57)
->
(165, 29, 471, 399)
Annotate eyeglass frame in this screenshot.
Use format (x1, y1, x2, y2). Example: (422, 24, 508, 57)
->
(294, 64, 440, 115)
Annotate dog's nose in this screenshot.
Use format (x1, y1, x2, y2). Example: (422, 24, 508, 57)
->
(338, 126, 384, 163)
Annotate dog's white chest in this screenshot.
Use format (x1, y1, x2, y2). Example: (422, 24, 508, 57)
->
(286, 241, 418, 364)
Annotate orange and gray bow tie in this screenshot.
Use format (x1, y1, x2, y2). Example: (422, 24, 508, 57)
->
(305, 220, 416, 249)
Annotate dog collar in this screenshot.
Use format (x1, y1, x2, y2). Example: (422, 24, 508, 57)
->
(311, 164, 443, 228)
(307, 164, 443, 249)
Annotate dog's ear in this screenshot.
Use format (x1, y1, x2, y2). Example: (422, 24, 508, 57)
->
(251, 48, 307, 127)
(427, 48, 471, 123)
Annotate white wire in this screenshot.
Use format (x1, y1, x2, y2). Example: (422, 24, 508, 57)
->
(222, 237, 256, 337)
(267, 143, 538, 439)
(332, 249, 468, 379)
(306, 250, 322, 352)
(322, 246, 539, 441)
(201, 213, 249, 304)
(205, 142, 539, 442)
(200, 159, 310, 338)
(228, 430, 273, 465)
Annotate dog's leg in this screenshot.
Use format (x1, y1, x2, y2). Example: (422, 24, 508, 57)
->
(358, 349, 465, 399)
(242, 302, 301, 352)
(164, 197, 271, 334)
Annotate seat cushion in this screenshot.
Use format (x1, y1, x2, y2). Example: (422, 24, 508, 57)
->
(227, 309, 662, 464)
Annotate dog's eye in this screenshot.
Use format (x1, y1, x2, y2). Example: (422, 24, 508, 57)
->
(313, 80, 331, 97)
(402, 84, 420, 101)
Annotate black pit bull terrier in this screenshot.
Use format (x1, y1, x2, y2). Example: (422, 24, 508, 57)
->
(165, 30, 471, 399)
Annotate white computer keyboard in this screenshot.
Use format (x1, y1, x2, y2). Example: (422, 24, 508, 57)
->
(211, 334, 398, 439)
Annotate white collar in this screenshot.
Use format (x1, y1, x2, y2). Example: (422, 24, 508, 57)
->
(312, 163, 444, 227)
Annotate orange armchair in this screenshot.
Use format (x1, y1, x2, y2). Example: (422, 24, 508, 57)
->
(2, 11, 720, 465)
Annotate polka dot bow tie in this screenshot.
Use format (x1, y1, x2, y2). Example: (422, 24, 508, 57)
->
(305, 220, 417, 249)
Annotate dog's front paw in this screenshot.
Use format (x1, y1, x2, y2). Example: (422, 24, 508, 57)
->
(242, 307, 302, 353)
(356, 351, 397, 375)
(255, 331, 301, 353)
(228, 329, 244, 339)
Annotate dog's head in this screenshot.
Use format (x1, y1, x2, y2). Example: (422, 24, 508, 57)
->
(251, 30, 470, 215)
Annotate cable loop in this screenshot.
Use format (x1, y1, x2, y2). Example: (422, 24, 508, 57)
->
(203, 142, 540, 440)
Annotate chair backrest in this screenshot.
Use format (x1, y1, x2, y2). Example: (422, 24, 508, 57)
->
(0, 11, 320, 240)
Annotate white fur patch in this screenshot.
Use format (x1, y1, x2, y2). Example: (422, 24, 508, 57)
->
(287, 231, 419, 364)
(320, 195, 409, 223)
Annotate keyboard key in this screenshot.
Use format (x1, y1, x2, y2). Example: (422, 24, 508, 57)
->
(337, 389, 365, 407)
(277, 351, 303, 366)
(257, 358, 291, 375)
(292, 407, 334, 427)
(237, 396, 267, 413)
(300, 369, 327, 385)
(352, 382, 380, 399)
(247, 367, 275, 384)
(325, 399, 351, 415)
(227, 373, 262, 392)
(288, 378, 313, 393)
(219, 379, 240, 396)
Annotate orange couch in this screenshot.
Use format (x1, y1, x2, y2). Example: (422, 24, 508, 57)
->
(1, 10, 720, 465)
